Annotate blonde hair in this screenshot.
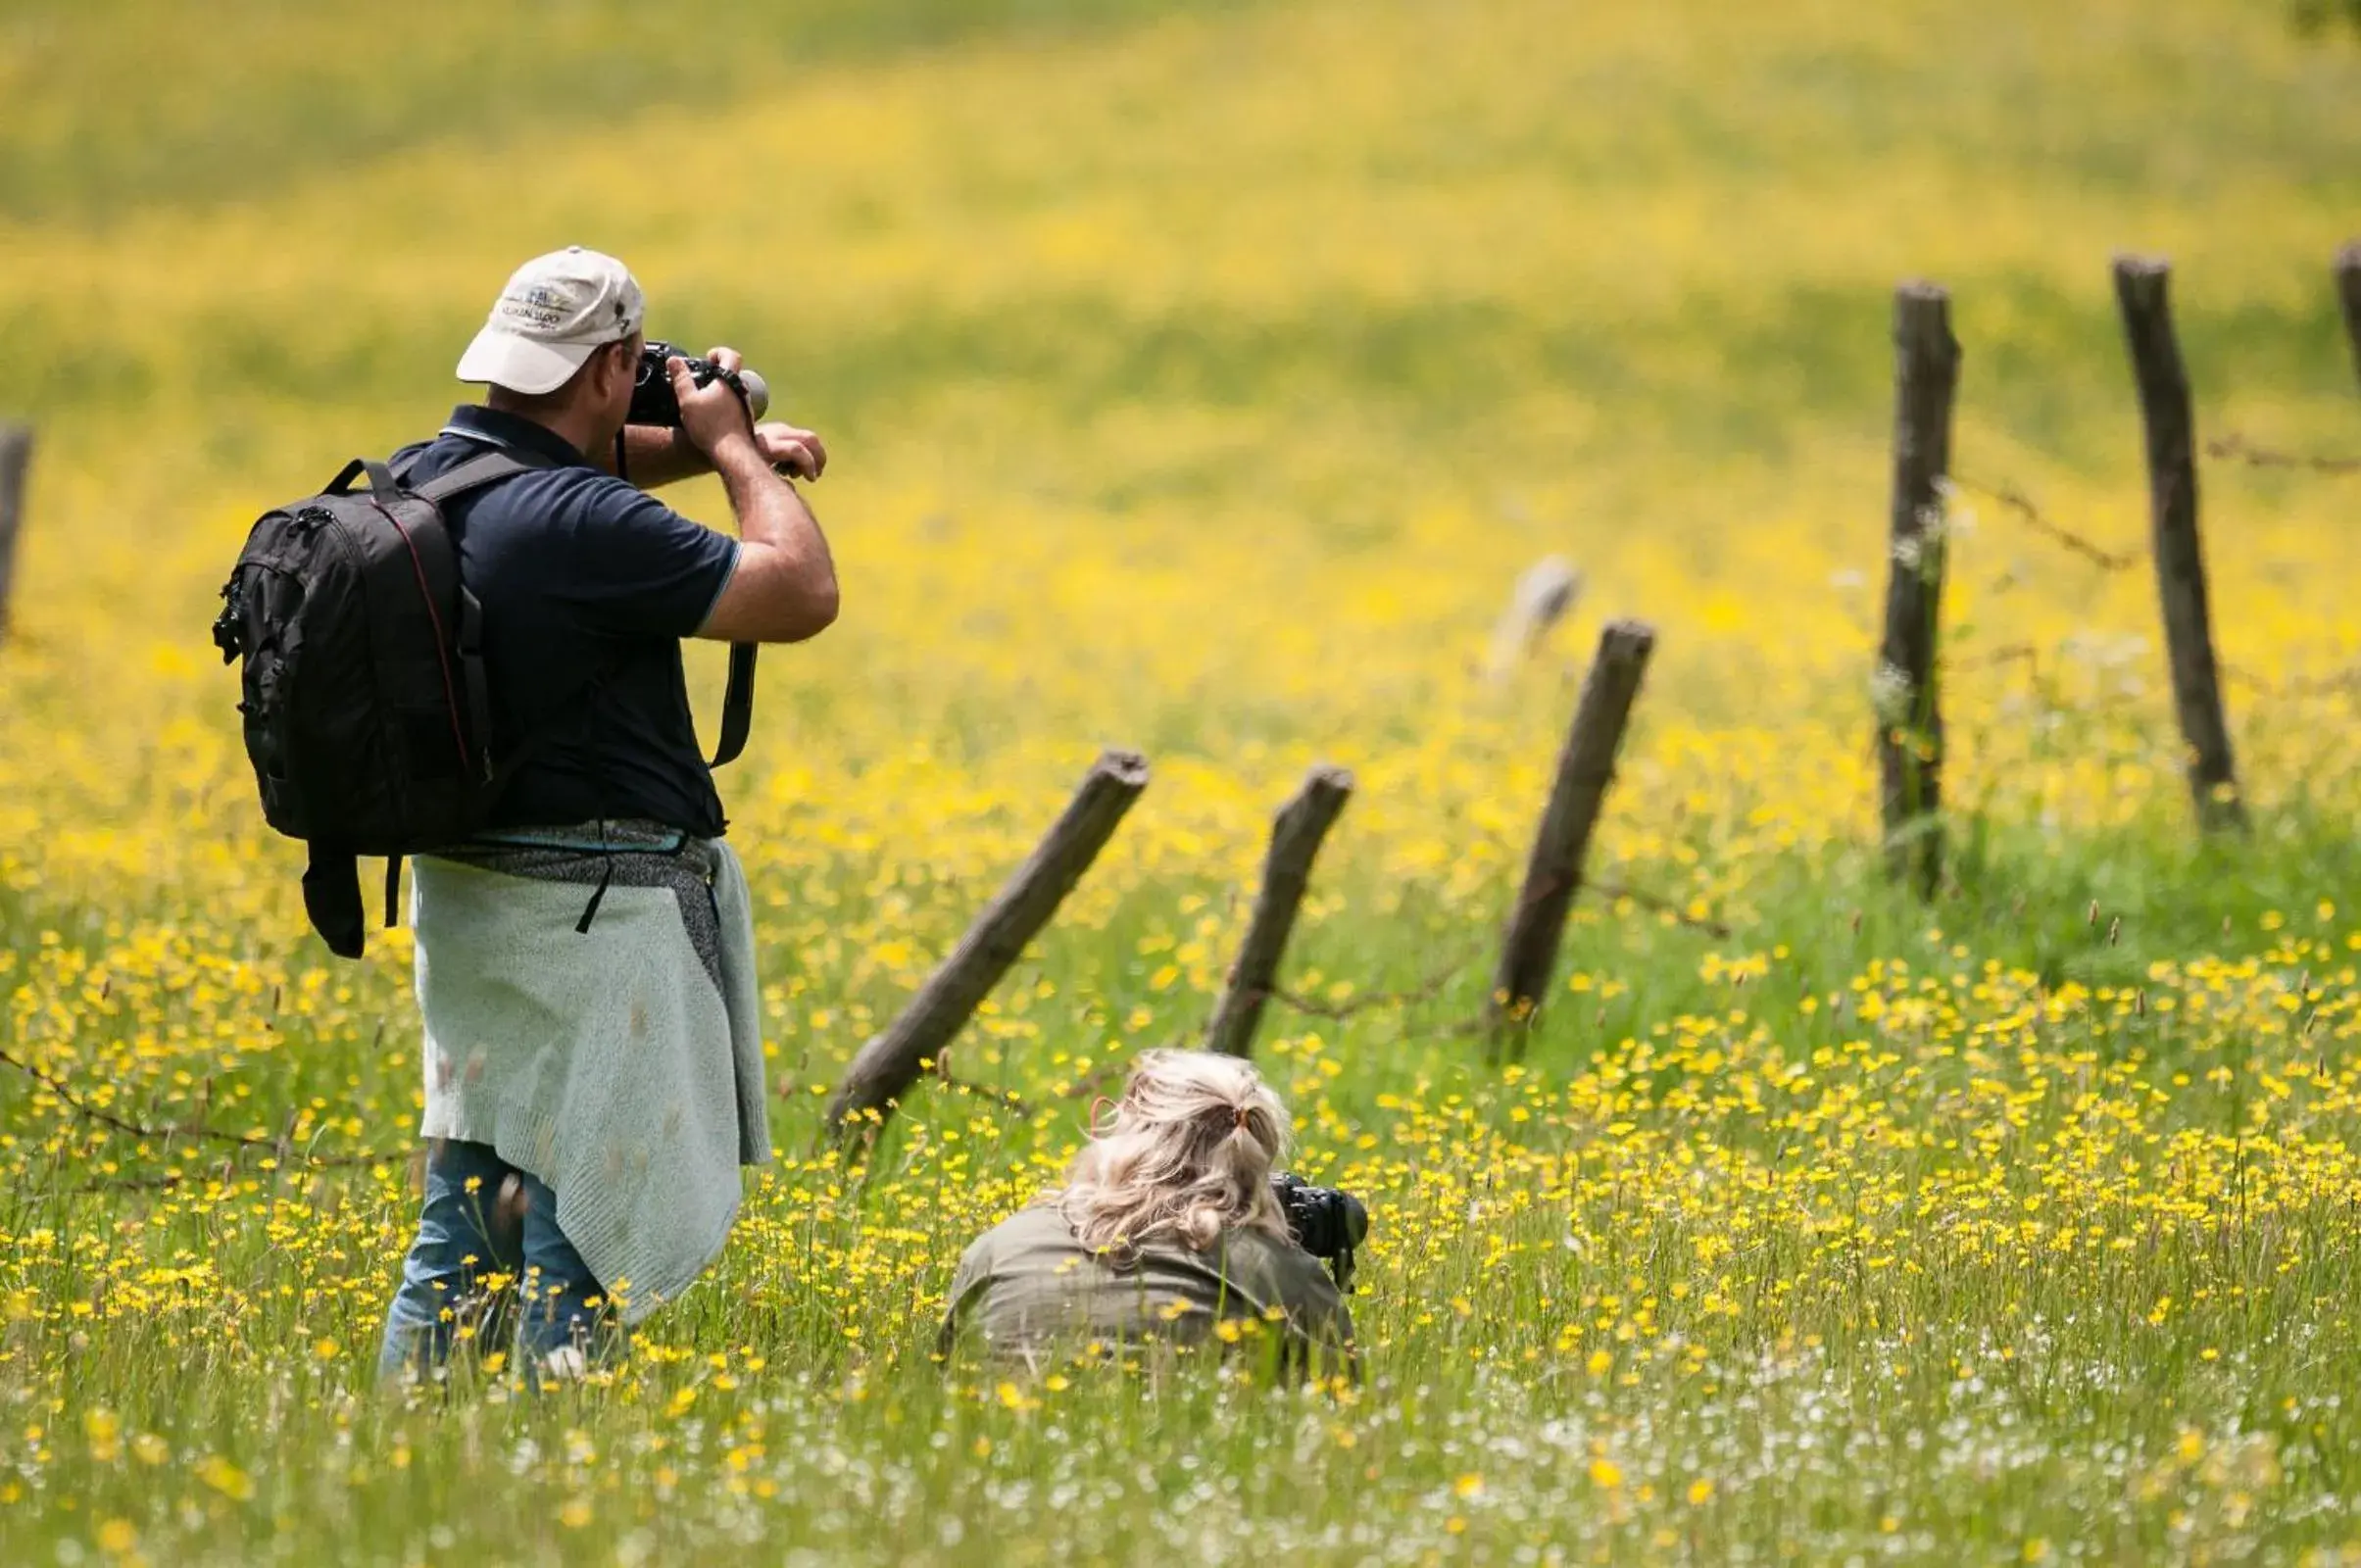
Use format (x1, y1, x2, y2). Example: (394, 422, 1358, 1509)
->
(1058, 1049, 1291, 1259)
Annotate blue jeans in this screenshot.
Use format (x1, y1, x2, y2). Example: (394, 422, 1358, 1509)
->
(377, 1139, 617, 1382)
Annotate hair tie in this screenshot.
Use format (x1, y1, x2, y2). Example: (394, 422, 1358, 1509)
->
(1234, 1104, 1251, 1132)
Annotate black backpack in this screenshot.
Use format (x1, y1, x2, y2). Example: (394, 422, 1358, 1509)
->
(213, 451, 757, 958)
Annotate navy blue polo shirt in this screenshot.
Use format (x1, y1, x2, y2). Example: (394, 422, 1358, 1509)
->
(393, 406, 740, 838)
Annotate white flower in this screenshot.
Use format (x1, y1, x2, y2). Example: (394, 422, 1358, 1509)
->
(1870, 662, 1917, 724)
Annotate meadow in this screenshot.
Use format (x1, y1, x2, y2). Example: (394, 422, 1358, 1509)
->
(4, 0, 2361, 1560)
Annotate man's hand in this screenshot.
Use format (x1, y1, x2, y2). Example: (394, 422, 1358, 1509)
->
(669, 351, 756, 460)
(667, 346, 827, 481)
(753, 420, 825, 482)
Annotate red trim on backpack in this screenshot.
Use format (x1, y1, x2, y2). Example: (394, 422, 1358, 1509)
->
(368, 498, 472, 775)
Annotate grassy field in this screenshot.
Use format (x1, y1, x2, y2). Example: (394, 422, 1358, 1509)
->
(4, 0, 2361, 1561)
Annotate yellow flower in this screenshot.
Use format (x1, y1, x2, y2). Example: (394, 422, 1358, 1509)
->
(195, 1455, 254, 1501)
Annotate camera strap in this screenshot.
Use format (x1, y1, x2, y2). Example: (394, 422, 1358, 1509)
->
(712, 643, 757, 768)
(612, 396, 756, 767)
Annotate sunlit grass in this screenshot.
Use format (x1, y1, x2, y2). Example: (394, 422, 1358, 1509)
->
(4, 0, 2361, 1560)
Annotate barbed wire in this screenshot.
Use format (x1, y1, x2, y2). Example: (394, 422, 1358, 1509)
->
(1256, 880, 1735, 1032)
(932, 1068, 1037, 1118)
(2206, 433, 2361, 476)
(1933, 472, 2354, 708)
(1264, 944, 1481, 1020)
(1943, 475, 2138, 571)
(2222, 661, 2361, 700)
(1591, 879, 1737, 939)
(1947, 642, 2043, 676)
(0, 1044, 407, 1190)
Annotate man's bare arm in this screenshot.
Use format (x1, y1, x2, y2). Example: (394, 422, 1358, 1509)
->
(610, 421, 826, 489)
(609, 424, 705, 487)
(696, 437, 839, 644)
(661, 352, 837, 645)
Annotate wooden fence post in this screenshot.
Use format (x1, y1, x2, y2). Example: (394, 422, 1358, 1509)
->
(1875, 282, 1960, 898)
(2336, 241, 2361, 397)
(0, 425, 31, 640)
(1486, 619, 1654, 1060)
(1204, 764, 1353, 1058)
(1485, 556, 1583, 681)
(826, 750, 1150, 1143)
(2112, 255, 2244, 832)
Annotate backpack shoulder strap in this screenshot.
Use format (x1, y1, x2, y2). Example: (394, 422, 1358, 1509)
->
(324, 458, 400, 497)
(410, 448, 542, 504)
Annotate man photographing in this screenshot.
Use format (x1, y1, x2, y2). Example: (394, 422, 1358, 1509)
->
(373, 246, 838, 1381)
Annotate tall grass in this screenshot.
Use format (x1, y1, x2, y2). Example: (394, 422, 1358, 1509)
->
(4, 0, 2361, 1559)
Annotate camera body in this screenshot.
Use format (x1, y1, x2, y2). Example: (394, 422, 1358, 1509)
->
(628, 338, 770, 427)
(1270, 1171, 1369, 1293)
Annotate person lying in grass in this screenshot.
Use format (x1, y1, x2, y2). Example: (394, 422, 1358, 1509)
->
(939, 1050, 1355, 1376)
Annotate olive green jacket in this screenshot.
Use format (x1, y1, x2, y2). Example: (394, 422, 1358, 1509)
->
(938, 1203, 1353, 1371)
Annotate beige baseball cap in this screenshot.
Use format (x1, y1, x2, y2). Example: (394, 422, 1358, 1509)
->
(455, 246, 646, 395)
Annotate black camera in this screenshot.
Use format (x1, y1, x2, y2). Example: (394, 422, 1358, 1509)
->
(1271, 1172, 1369, 1293)
(628, 338, 771, 428)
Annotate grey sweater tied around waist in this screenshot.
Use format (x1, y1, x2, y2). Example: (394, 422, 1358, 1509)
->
(411, 822, 769, 1323)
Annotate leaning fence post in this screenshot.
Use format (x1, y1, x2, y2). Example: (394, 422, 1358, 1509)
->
(1484, 557, 1583, 681)
(1486, 619, 1654, 1060)
(1875, 282, 1960, 898)
(2336, 241, 2361, 398)
(1204, 764, 1353, 1058)
(2112, 255, 2244, 832)
(826, 750, 1150, 1143)
(0, 425, 31, 640)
